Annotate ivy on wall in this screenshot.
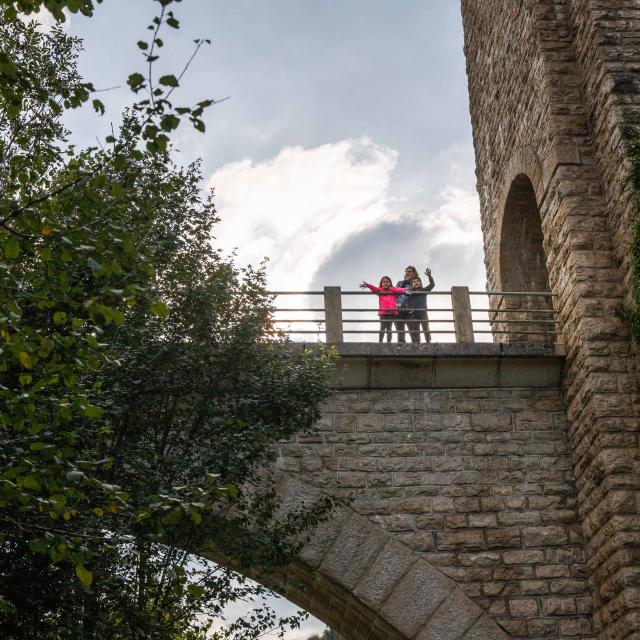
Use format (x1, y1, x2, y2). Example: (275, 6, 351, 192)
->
(616, 125, 640, 343)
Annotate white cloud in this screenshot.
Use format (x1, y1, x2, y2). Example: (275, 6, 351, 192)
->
(207, 137, 484, 318)
(21, 7, 70, 32)
(208, 137, 399, 290)
(414, 184, 481, 251)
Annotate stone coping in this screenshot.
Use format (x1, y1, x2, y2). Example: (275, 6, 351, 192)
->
(329, 341, 565, 359)
(290, 342, 566, 389)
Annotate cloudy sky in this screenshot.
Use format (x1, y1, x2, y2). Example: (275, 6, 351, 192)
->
(60, 0, 485, 296)
(46, 0, 482, 635)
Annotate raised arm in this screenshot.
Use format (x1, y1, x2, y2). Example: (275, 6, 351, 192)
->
(424, 268, 435, 291)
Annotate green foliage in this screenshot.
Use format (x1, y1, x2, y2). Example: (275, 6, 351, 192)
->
(306, 629, 338, 640)
(0, 5, 336, 639)
(0, 0, 221, 153)
(617, 125, 640, 342)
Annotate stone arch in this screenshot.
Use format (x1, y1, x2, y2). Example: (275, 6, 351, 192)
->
(491, 146, 546, 292)
(498, 173, 550, 295)
(492, 162, 554, 343)
(203, 475, 508, 640)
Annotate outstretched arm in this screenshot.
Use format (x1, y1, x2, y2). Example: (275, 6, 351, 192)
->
(361, 281, 380, 292)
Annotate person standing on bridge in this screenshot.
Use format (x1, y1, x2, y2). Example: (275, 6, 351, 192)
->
(360, 276, 408, 343)
(394, 265, 419, 342)
(406, 268, 436, 342)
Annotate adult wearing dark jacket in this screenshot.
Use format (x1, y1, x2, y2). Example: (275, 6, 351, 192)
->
(395, 265, 419, 342)
(406, 268, 436, 343)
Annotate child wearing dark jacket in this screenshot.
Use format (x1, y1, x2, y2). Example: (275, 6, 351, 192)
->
(406, 269, 435, 343)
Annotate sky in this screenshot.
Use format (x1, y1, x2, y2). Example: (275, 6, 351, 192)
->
(56, 0, 485, 296)
(36, 1, 483, 635)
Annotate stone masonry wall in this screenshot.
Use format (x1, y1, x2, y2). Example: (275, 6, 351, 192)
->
(279, 387, 594, 639)
(461, 2, 640, 637)
(567, 0, 640, 307)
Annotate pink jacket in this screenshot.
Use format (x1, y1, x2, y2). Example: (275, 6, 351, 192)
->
(363, 283, 408, 316)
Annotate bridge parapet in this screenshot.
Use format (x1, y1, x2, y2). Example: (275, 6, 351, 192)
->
(271, 288, 559, 344)
(321, 342, 565, 390)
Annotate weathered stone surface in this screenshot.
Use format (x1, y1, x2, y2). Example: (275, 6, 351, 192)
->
(460, 1, 640, 637)
(353, 539, 414, 609)
(320, 513, 387, 590)
(279, 384, 589, 638)
(417, 587, 482, 640)
(380, 560, 453, 638)
(464, 614, 509, 640)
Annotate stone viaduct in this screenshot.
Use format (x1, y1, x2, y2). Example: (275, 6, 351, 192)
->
(203, 3, 640, 639)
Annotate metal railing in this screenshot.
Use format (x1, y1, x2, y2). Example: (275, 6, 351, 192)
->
(270, 287, 558, 343)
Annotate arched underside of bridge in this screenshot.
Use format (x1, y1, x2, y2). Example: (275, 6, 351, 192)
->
(201, 345, 582, 640)
(203, 475, 507, 640)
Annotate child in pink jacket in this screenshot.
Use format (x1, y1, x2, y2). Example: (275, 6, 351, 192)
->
(360, 276, 408, 342)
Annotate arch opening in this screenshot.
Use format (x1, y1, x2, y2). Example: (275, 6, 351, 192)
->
(494, 174, 554, 343)
(200, 476, 506, 640)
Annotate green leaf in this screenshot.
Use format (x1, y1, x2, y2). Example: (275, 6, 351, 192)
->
(226, 484, 239, 498)
(75, 564, 93, 587)
(0, 595, 16, 614)
(137, 40, 149, 50)
(28, 539, 47, 554)
(150, 301, 170, 317)
(160, 114, 180, 131)
(53, 311, 67, 325)
(187, 584, 204, 598)
(19, 352, 33, 369)
(4, 238, 20, 260)
(21, 475, 40, 490)
(82, 405, 103, 418)
(159, 74, 179, 87)
(127, 72, 145, 90)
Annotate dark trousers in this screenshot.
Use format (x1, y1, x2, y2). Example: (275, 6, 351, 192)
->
(407, 310, 431, 343)
(394, 309, 410, 343)
(379, 316, 394, 342)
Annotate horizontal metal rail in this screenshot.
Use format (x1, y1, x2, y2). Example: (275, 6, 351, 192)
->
(343, 330, 456, 334)
(473, 319, 558, 325)
(474, 308, 556, 314)
(274, 320, 458, 325)
(475, 330, 557, 335)
(474, 291, 556, 296)
(274, 308, 457, 313)
(269, 331, 326, 334)
(267, 286, 560, 344)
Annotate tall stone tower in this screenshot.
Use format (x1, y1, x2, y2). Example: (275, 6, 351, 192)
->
(461, 1, 640, 638)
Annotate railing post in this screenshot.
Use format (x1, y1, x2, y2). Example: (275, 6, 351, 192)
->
(451, 286, 474, 343)
(324, 286, 343, 343)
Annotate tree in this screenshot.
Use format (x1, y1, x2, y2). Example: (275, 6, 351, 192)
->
(0, 4, 335, 639)
(307, 629, 342, 640)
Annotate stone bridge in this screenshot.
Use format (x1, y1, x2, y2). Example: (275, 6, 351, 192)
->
(206, 344, 593, 640)
(204, 2, 640, 638)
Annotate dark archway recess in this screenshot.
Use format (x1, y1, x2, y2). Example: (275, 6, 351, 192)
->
(494, 174, 554, 343)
